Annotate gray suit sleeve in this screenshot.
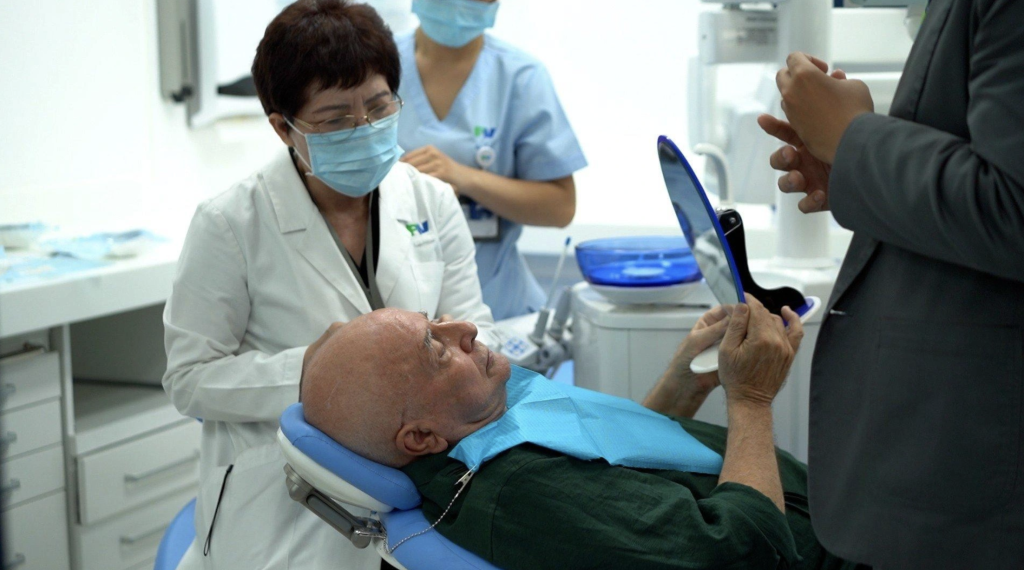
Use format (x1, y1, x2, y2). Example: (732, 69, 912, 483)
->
(829, 0, 1024, 283)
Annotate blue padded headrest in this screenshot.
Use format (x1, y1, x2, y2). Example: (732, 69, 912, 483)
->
(280, 403, 421, 511)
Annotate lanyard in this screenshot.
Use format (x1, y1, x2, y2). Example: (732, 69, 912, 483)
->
(323, 193, 384, 311)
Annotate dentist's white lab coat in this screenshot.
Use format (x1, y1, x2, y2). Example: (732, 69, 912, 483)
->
(163, 149, 496, 570)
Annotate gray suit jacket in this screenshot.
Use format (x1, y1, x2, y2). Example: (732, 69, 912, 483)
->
(809, 0, 1024, 567)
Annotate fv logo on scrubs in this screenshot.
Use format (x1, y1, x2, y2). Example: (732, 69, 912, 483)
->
(473, 126, 496, 138)
(405, 220, 430, 236)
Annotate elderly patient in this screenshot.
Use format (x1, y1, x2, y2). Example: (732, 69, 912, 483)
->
(301, 298, 865, 570)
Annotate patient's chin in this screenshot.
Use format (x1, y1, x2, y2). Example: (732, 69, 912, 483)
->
(492, 354, 512, 382)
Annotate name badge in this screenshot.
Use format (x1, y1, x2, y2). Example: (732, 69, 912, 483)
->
(475, 145, 496, 169)
(460, 197, 500, 241)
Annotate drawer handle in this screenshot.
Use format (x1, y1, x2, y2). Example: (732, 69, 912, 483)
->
(0, 384, 15, 403)
(0, 479, 20, 495)
(0, 432, 17, 449)
(124, 450, 200, 483)
(0, 346, 45, 364)
(120, 524, 169, 546)
(3, 553, 26, 570)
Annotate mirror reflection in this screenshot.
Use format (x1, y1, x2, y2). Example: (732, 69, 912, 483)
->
(658, 141, 742, 306)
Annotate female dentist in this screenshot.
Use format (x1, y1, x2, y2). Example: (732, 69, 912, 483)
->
(162, 1, 495, 568)
(396, 0, 587, 320)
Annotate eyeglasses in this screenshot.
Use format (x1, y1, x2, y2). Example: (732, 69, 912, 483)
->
(289, 94, 404, 138)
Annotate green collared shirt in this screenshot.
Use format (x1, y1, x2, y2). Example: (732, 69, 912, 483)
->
(402, 416, 864, 570)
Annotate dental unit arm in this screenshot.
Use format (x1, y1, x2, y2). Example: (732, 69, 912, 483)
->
(495, 238, 574, 375)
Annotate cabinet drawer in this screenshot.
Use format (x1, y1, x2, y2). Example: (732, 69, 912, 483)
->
(77, 420, 200, 524)
(77, 487, 194, 570)
(2, 491, 71, 570)
(1, 399, 62, 461)
(0, 351, 61, 413)
(1, 444, 64, 511)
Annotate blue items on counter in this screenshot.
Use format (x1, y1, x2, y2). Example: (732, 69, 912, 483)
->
(0, 222, 50, 249)
(575, 236, 702, 288)
(0, 255, 109, 287)
(42, 229, 166, 261)
(448, 366, 723, 474)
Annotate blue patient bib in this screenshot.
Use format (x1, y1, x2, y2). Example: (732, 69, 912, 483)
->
(449, 367, 723, 475)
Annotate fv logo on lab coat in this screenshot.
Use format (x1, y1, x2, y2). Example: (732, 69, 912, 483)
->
(405, 220, 430, 236)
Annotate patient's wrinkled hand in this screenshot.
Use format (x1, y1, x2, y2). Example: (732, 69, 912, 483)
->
(642, 306, 731, 417)
(676, 306, 731, 394)
(718, 295, 803, 407)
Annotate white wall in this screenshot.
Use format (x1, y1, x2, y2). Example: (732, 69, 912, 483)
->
(492, 1, 702, 230)
(0, 0, 281, 239)
(0, 0, 704, 240)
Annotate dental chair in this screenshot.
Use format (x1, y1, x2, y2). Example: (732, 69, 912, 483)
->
(277, 403, 501, 570)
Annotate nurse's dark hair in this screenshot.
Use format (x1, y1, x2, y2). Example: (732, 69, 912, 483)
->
(252, 0, 400, 117)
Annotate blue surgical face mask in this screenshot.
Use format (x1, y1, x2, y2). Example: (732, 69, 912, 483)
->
(288, 113, 403, 198)
(412, 0, 499, 48)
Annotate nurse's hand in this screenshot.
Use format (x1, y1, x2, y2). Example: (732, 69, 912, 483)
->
(718, 295, 804, 407)
(401, 145, 470, 193)
(757, 114, 834, 213)
(774, 52, 874, 165)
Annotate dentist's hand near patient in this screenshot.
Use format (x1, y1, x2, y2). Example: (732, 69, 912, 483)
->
(757, 52, 874, 213)
(717, 295, 804, 512)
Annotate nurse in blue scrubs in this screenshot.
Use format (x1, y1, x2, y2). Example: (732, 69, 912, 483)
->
(396, 0, 587, 320)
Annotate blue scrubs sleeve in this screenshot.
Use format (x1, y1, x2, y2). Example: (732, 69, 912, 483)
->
(512, 65, 588, 182)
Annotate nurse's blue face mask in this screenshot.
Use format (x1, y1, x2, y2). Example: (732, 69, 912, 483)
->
(412, 0, 499, 48)
(286, 96, 404, 198)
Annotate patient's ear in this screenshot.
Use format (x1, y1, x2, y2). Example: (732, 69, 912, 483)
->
(396, 424, 449, 458)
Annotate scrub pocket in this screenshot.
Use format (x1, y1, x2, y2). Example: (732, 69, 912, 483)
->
(867, 319, 1023, 513)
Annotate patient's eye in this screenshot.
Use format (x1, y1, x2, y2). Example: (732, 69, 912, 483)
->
(431, 336, 448, 361)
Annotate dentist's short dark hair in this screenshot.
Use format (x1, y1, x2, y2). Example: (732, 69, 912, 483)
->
(252, 0, 401, 118)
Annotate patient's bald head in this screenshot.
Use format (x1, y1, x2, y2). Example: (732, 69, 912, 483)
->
(301, 309, 510, 467)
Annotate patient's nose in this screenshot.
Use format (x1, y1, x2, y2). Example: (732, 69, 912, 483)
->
(441, 320, 478, 353)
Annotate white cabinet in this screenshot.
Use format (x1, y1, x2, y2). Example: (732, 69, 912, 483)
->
(2, 491, 71, 570)
(2, 444, 65, 510)
(0, 350, 60, 413)
(77, 420, 200, 524)
(1, 400, 63, 461)
(76, 487, 195, 570)
(71, 380, 201, 569)
(0, 348, 68, 570)
(0, 252, 197, 570)
(0, 319, 203, 570)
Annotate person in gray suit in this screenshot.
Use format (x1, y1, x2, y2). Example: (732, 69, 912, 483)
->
(757, 0, 1024, 568)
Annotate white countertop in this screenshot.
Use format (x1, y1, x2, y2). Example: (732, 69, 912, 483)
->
(0, 243, 182, 338)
